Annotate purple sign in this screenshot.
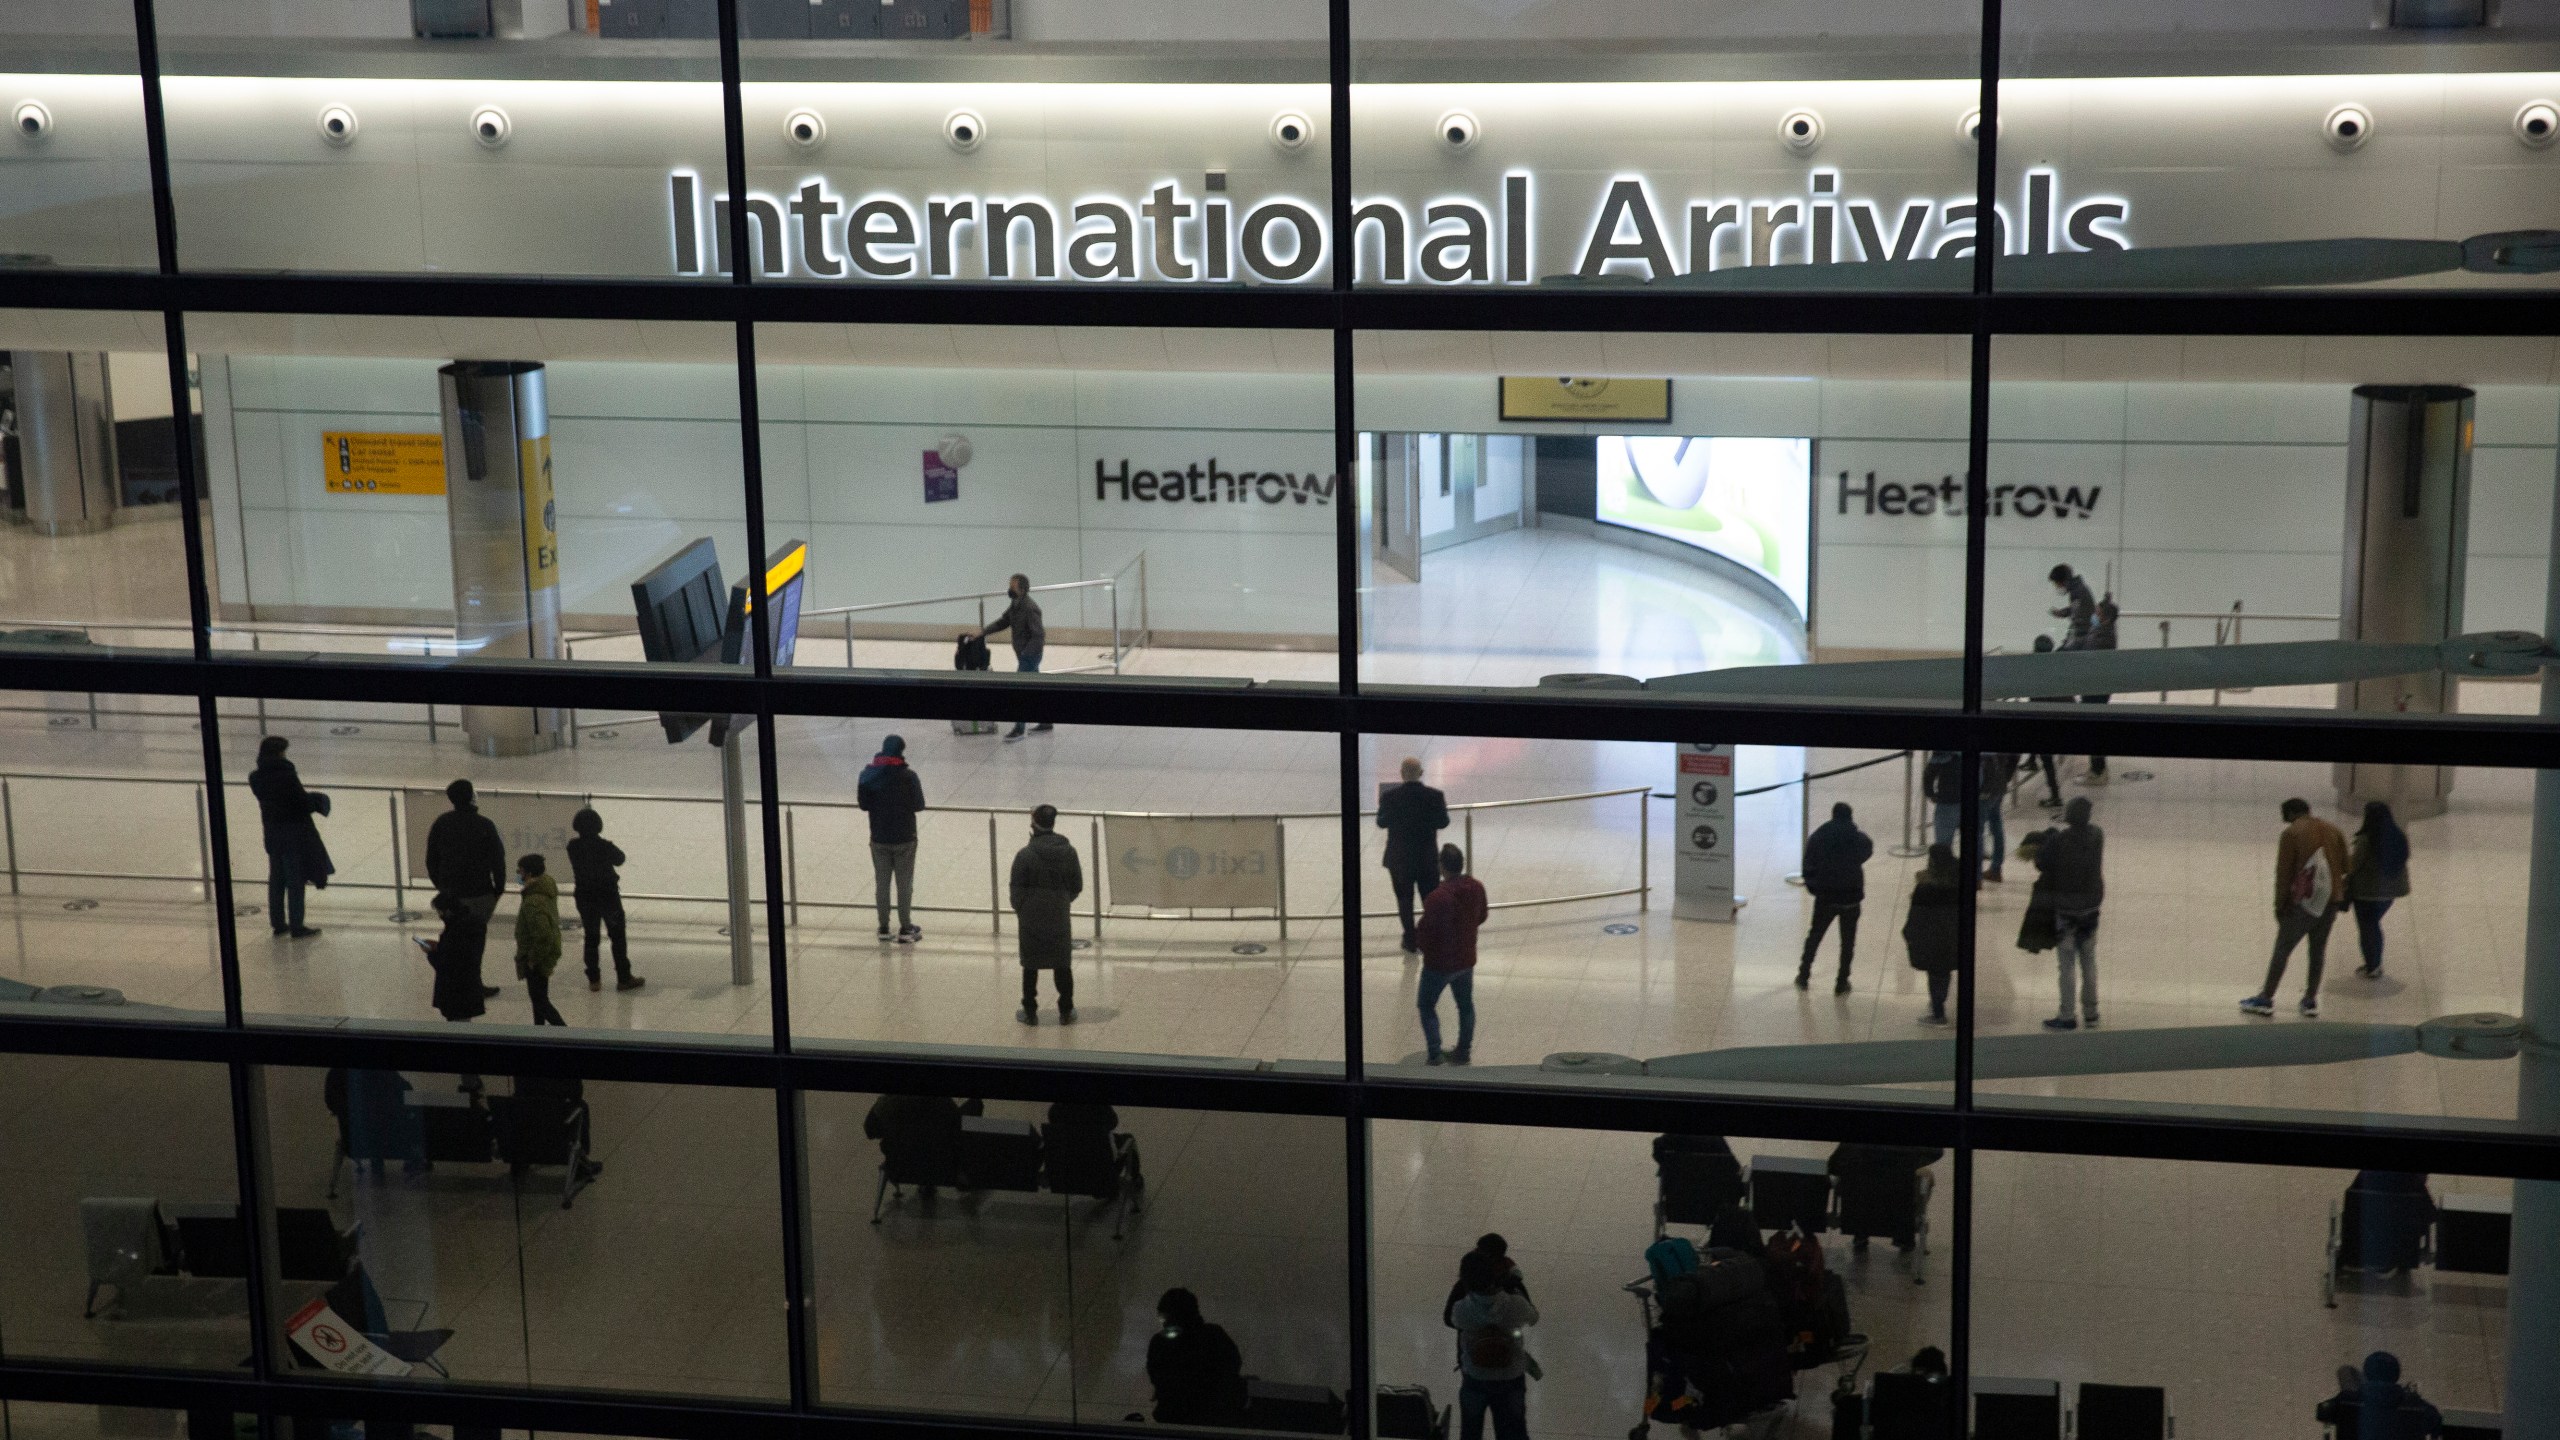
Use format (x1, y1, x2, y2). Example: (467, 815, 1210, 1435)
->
(923, 451, 959, 503)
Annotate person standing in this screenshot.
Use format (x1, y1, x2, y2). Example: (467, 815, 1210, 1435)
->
(857, 734, 927, 944)
(565, 808, 644, 992)
(1978, 753, 2016, 881)
(1902, 843, 1961, 1026)
(2347, 800, 2412, 979)
(1416, 844, 1488, 1066)
(1450, 1248, 1538, 1440)
(2049, 563, 2111, 785)
(2026, 635, 2067, 808)
(425, 779, 506, 1004)
(246, 735, 331, 939)
(2035, 797, 2105, 1031)
(2244, 798, 2351, 1017)
(513, 854, 566, 1027)
(976, 572, 1051, 742)
(1797, 802, 1873, 994)
(1378, 757, 1451, 954)
(1923, 751, 1963, 849)
(1009, 804, 1083, 1024)
(1145, 1288, 1247, 1427)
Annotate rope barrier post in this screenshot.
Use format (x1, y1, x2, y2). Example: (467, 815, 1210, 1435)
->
(1274, 816, 1288, 943)
(2158, 619, 2171, 703)
(250, 632, 267, 737)
(194, 784, 211, 902)
(3, 777, 17, 896)
(1110, 582, 1122, 675)
(787, 807, 800, 931)
(1889, 749, 1928, 858)
(988, 811, 1001, 937)
(1638, 789, 1650, 912)
(1463, 810, 1474, 873)
(388, 792, 406, 919)
(845, 614, 854, 670)
(1090, 814, 1103, 939)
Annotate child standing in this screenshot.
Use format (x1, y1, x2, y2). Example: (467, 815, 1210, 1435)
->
(514, 853, 567, 1027)
(566, 808, 644, 991)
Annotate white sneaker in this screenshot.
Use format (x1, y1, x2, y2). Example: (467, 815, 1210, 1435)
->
(2299, 996, 2320, 1018)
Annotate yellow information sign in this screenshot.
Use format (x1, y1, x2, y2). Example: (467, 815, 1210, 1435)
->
(321, 431, 447, 495)
(1498, 376, 1673, 423)
(521, 433, 558, 588)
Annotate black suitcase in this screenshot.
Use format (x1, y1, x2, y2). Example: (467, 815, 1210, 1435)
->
(1374, 1385, 1443, 1440)
(1831, 1379, 1865, 1440)
(953, 632, 998, 735)
(1240, 1379, 1346, 1434)
(958, 1116, 1041, 1192)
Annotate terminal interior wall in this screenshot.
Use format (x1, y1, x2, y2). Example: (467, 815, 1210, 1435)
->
(196, 354, 2560, 656)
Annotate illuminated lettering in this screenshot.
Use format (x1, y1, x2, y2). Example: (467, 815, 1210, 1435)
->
(1577, 178, 1673, 280)
(1420, 200, 1491, 283)
(1069, 199, 1138, 279)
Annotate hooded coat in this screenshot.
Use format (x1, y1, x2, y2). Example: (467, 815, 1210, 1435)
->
(1008, 829, 1083, 970)
(514, 873, 563, 979)
(248, 753, 335, 887)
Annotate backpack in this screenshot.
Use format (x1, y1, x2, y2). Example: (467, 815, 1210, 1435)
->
(954, 632, 992, 671)
(1763, 1228, 1828, 1318)
(2292, 845, 2334, 916)
(1461, 1320, 1523, 1372)
(1645, 1236, 1700, 1285)
(2092, 592, 2120, 649)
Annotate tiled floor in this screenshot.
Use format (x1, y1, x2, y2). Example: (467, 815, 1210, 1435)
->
(0, 521, 2536, 1436)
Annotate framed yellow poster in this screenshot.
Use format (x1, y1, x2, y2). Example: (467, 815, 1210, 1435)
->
(1497, 376, 1673, 423)
(321, 431, 447, 495)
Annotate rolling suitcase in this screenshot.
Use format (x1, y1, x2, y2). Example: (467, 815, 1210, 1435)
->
(953, 632, 998, 734)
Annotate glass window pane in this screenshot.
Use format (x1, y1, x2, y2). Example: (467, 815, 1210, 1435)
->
(150, 2, 725, 278)
(193, 314, 747, 678)
(2000, 0, 2560, 292)
(261, 1065, 789, 1399)
(804, 1089, 1349, 1428)
(1374, 1119, 1952, 1436)
(742, 5, 1328, 289)
(752, 322, 1340, 686)
(0, 310, 200, 630)
(1358, 731, 1955, 1100)
(219, 699, 776, 1046)
(1350, 2, 1982, 292)
(780, 714, 1338, 1064)
(0, 11, 157, 271)
(1358, 331, 1973, 702)
(1975, 1151, 2521, 1435)
(0, 686, 224, 1017)
(1987, 334, 2560, 726)
(1974, 752, 2544, 1132)
(0, 1055, 245, 1370)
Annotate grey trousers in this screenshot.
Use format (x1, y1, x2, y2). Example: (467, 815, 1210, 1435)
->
(2054, 908, 2099, 1020)
(870, 840, 917, 930)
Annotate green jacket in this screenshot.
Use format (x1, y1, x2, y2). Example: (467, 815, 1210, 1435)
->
(514, 873, 563, 977)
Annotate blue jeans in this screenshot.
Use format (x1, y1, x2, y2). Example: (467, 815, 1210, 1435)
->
(2352, 898, 2393, 972)
(1459, 1374, 1528, 1440)
(1931, 802, 2003, 870)
(1007, 648, 1044, 735)
(1418, 967, 1475, 1059)
(267, 848, 306, 931)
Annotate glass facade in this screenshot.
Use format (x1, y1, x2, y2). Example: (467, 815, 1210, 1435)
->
(3, 5, 2556, 1440)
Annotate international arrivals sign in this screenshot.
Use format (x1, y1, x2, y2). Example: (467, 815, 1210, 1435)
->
(667, 168, 2128, 285)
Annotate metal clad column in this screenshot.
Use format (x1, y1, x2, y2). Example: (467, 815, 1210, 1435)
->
(10, 352, 120, 535)
(439, 360, 565, 756)
(2335, 383, 2473, 819)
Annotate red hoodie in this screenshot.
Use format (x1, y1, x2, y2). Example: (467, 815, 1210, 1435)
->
(1417, 874, 1489, 973)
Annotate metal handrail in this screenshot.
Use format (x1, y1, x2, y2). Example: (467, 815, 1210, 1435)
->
(0, 768, 1650, 944)
(800, 562, 1149, 677)
(2118, 600, 2341, 704)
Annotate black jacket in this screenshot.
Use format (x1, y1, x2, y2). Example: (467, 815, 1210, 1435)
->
(565, 834, 625, 897)
(1922, 752, 1962, 806)
(1147, 1322, 1247, 1425)
(982, 591, 1045, 655)
(1901, 867, 1961, 973)
(1009, 830, 1083, 969)
(1376, 780, 1450, 869)
(2034, 821, 2105, 912)
(2317, 1382, 2442, 1437)
(248, 755, 334, 884)
(857, 757, 927, 845)
(1799, 817, 1873, 902)
(426, 803, 507, 901)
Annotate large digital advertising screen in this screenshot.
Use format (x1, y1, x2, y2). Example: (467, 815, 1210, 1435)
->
(1596, 435, 1812, 618)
